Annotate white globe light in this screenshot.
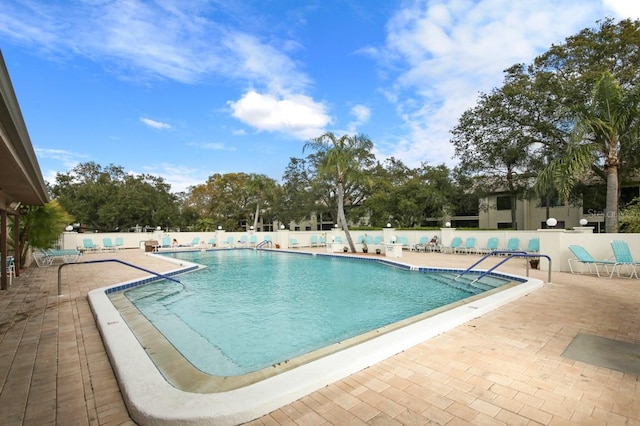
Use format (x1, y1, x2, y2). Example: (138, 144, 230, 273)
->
(579, 218, 588, 226)
(445, 222, 451, 227)
(386, 223, 391, 228)
(546, 217, 558, 227)
(217, 225, 222, 230)
(280, 224, 285, 230)
(65, 225, 73, 231)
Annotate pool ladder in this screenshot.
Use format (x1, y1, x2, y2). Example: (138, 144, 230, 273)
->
(57, 258, 186, 296)
(256, 240, 272, 250)
(455, 250, 552, 284)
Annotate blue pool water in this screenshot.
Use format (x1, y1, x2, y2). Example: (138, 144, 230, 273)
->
(122, 250, 510, 377)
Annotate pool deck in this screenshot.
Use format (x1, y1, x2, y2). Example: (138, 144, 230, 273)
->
(0, 248, 638, 425)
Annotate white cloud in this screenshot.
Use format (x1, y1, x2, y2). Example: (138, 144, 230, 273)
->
(140, 163, 210, 193)
(377, 0, 604, 168)
(35, 147, 89, 169)
(140, 117, 172, 130)
(228, 91, 332, 140)
(346, 104, 371, 134)
(603, 0, 640, 19)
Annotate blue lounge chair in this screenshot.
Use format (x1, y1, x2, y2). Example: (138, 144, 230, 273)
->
(398, 236, 410, 249)
(310, 235, 319, 247)
(103, 237, 115, 251)
(239, 235, 248, 246)
(610, 240, 639, 279)
(461, 237, 477, 255)
(190, 237, 201, 247)
(442, 237, 462, 254)
(372, 235, 383, 245)
(335, 236, 343, 244)
(249, 235, 257, 247)
(224, 236, 234, 247)
(207, 237, 217, 247)
(6, 256, 15, 284)
(506, 237, 520, 251)
(567, 245, 615, 277)
(527, 237, 540, 253)
(289, 238, 300, 248)
(115, 237, 124, 250)
(413, 236, 429, 252)
(161, 236, 172, 248)
(319, 236, 326, 247)
(83, 238, 99, 252)
(479, 237, 499, 254)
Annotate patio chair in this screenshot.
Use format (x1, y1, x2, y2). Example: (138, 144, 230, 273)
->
(238, 235, 248, 247)
(442, 237, 462, 254)
(398, 236, 410, 250)
(506, 237, 520, 252)
(224, 236, 235, 247)
(207, 237, 217, 247)
(567, 245, 615, 277)
(190, 237, 201, 247)
(479, 237, 499, 255)
(161, 236, 172, 248)
(289, 238, 300, 248)
(6, 256, 15, 285)
(115, 237, 124, 250)
(457, 237, 477, 255)
(610, 240, 640, 279)
(310, 235, 319, 247)
(527, 237, 540, 253)
(83, 238, 99, 252)
(102, 238, 115, 251)
(413, 236, 429, 252)
(319, 236, 327, 247)
(249, 235, 257, 247)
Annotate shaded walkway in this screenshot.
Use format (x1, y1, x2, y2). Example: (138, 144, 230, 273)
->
(0, 249, 638, 425)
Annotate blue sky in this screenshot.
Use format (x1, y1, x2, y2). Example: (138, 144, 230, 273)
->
(1, 1, 639, 193)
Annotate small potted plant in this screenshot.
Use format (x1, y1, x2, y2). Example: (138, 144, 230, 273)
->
(375, 248, 382, 255)
(275, 243, 280, 249)
(343, 246, 348, 252)
(362, 241, 368, 253)
(529, 258, 540, 269)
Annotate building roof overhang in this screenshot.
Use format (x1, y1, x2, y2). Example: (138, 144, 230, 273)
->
(0, 51, 49, 210)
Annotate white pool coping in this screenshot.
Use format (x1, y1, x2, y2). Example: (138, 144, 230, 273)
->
(88, 253, 543, 426)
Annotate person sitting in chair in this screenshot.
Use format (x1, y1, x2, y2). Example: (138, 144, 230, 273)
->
(428, 235, 439, 248)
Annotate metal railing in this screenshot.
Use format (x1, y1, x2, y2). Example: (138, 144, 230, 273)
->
(455, 250, 552, 284)
(256, 239, 272, 250)
(58, 258, 185, 296)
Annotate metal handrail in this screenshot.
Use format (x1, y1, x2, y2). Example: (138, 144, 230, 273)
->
(256, 240, 272, 250)
(455, 250, 552, 284)
(58, 258, 185, 296)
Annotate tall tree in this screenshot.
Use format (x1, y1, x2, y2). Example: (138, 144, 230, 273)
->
(535, 72, 640, 232)
(303, 133, 374, 252)
(52, 162, 179, 231)
(451, 87, 536, 228)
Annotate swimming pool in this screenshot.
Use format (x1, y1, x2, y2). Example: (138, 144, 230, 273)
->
(121, 250, 511, 378)
(88, 249, 543, 426)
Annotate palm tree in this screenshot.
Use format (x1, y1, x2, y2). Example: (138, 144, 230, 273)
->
(246, 174, 274, 230)
(535, 72, 640, 232)
(303, 132, 373, 252)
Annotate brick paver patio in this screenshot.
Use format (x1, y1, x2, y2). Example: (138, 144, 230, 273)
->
(0, 248, 638, 425)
